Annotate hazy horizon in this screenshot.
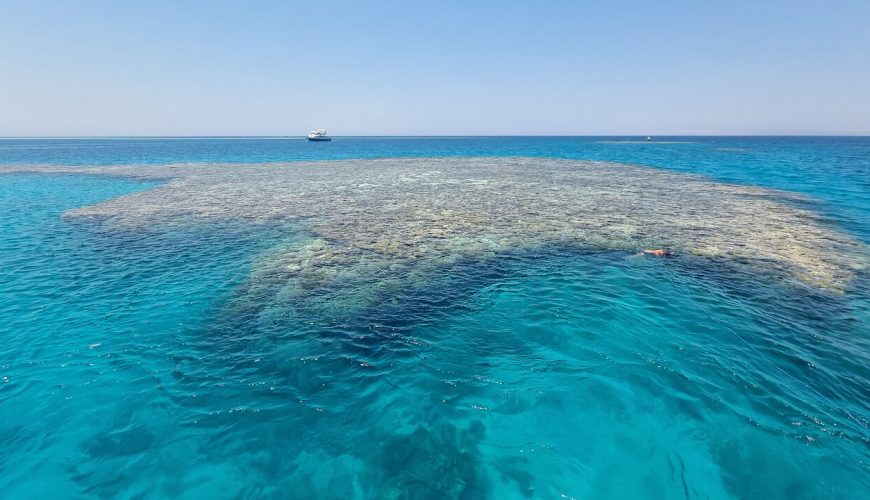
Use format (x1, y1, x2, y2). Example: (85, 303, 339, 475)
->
(2, 1, 869, 136)
(3, 133, 870, 139)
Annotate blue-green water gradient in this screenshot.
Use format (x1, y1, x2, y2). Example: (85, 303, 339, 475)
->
(0, 138, 868, 498)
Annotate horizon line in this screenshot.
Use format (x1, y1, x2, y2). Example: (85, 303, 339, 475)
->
(2, 134, 870, 139)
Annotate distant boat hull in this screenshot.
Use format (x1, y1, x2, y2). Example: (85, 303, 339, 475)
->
(307, 129, 332, 141)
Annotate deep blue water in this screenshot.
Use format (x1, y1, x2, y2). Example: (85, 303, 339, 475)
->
(1, 137, 868, 498)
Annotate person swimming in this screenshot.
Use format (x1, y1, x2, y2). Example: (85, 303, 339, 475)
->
(642, 248, 671, 257)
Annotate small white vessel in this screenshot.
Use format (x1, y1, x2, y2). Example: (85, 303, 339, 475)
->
(645, 136, 653, 142)
(307, 129, 331, 141)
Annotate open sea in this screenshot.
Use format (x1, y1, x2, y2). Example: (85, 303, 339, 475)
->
(1, 137, 868, 499)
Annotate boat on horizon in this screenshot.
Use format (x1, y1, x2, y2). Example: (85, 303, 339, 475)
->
(307, 129, 331, 141)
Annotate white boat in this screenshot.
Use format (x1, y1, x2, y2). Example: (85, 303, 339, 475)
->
(307, 129, 331, 141)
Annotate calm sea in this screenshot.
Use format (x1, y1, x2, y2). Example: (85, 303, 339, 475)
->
(1, 137, 868, 498)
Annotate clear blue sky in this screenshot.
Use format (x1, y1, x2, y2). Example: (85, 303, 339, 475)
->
(1, 0, 869, 136)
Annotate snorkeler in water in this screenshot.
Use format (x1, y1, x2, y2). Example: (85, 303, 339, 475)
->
(642, 248, 671, 257)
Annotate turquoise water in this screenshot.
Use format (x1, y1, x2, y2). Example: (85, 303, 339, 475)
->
(1, 138, 868, 498)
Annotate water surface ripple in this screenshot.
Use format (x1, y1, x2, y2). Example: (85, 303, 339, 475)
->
(1, 140, 869, 499)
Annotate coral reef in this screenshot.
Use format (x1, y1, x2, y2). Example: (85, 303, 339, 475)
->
(5, 158, 867, 301)
(376, 421, 487, 500)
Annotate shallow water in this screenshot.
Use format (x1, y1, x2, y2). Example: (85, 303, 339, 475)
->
(1, 137, 869, 498)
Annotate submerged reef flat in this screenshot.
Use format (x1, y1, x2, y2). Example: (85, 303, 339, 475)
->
(5, 158, 867, 300)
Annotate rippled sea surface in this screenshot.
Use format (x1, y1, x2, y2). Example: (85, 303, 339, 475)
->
(1, 137, 868, 499)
